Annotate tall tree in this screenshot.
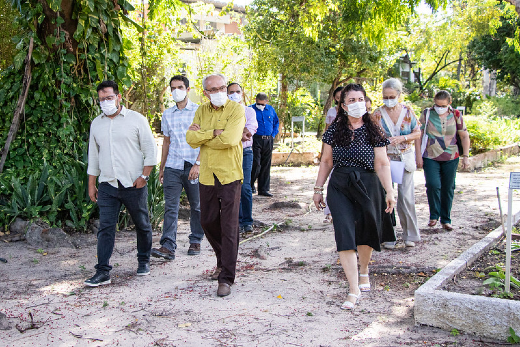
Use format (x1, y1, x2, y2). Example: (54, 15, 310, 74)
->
(468, 12, 520, 90)
(0, 0, 137, 173)
(245, 0, 443, 136)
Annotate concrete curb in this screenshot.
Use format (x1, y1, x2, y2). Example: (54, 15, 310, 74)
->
(414, 210, 520, 340)
(462, 143, 520, 171)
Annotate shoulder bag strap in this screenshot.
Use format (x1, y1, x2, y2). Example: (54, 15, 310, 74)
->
(420, 108, 431, 156)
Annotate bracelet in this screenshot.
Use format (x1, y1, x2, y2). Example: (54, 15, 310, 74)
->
(462, 155, 469, 158)
(314, 190, 324, 195)
(314, 186, 324, 190)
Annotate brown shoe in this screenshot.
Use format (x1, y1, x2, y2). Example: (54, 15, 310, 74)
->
(217, 283, 231, 297)
(187, 243, 201, 255)
(210, 267, 221, 280)
(442, 223, 454, 231)
(151, 246, 175, 260)
(428, 220, 437, 227)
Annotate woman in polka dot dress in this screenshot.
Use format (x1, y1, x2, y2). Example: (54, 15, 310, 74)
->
(313, 83, 396, 310)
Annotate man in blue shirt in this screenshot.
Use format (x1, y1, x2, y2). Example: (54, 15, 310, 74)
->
(151, 75, 204, 261)
(251, 93, 279, 197)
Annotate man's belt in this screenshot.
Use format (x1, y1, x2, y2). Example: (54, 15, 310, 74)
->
(254, 135, 272, 139)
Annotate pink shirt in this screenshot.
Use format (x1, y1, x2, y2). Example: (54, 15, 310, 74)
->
(243, 106, 258, 148)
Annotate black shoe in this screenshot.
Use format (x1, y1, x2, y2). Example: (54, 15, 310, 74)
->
(187, 243, 201, 255)
(151, 246, 175, 260)
(258, 191, 273, 197)
(84, 272, 111, 287)
(252, 186, 256, 194)
(137, 262, 150, 276)
(243, 225, 253, 233)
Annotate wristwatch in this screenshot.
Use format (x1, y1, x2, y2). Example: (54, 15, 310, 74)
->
(140, 174, 149, 181)
(195, 160, 201, 166)
(404, 135, 408, 141)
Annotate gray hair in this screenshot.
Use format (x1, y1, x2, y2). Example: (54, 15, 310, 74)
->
(382, 78, 403, 95)
(202, 73, 227, 90)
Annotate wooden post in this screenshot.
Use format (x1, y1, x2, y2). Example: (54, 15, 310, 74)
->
(0, 37, 34, 173)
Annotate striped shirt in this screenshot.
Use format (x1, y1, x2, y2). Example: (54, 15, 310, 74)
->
(161, 99, 200, 169)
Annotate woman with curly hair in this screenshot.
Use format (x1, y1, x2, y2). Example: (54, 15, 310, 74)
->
(313, 83, 395, 310)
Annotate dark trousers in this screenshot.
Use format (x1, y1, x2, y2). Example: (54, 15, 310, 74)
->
(239, 147, 254, 227)
(95, 182, 153, 273)
(199, 176, 242, 285)
(423, 157, 459, 224)
(251, 135, 273, 193)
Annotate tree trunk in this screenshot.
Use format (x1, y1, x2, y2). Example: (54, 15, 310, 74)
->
(275, 74, 288, 143)
(0, 37, 34, 173)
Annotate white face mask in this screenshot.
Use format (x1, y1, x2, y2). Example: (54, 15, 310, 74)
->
(100, 99, 119, 116)
(346, 101, 367, 118)
(434, 106, 448, 115)
(171, 89, 187, 103)
(256, 104, 265, 111)
(383, 97, 398, 108)
(209, 92, 228, 107)
(228, 93, 242, 103)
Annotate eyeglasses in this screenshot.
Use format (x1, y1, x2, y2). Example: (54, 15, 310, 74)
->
(205, 86, 227, 94)
(98, 94, 117, 103)
(228, 90, 241, 94)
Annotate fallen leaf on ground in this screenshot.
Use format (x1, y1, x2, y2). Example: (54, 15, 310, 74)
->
(178, 323, 191, 328)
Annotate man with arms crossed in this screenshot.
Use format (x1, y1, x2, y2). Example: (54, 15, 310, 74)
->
(186, 73, 245, 297)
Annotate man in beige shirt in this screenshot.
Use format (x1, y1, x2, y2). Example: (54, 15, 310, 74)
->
(186, 73, 245, 297)
(85, 80, 157, 287)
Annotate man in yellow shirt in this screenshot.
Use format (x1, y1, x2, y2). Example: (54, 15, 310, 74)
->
(186, 73, 245, 297)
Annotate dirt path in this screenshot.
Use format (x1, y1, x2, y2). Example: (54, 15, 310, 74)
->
(1, 156, 520, 346)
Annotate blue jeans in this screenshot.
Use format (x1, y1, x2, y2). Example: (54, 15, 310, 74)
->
(95, 182, 152, 273)
(423, 157, 459, 224)
(161, 164, 204, 252)
(239, 147, 254, 227)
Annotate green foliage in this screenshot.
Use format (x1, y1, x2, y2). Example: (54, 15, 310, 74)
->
(0, 158, 95, 229)
(468, 9, 520, 90)
(483, 265, 520, 294)
(0, 1, 19, 70)
(472, 96, 520, 117)
(146, 166, 165, 230)
(464, 114, 520, 153)
(0, 0, 133, 175)
(508, 327, 520, 344)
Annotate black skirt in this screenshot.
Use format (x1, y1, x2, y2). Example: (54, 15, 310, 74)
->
(327, 166, 395, 252)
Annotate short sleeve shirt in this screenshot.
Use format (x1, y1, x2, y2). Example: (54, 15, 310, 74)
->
(325, 107, 337, 125)
(322, 122, 389, 171)
(372, 104, 420, 154)
(419, 107, 466, 161)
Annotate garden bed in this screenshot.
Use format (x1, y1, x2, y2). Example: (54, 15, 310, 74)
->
(443, 222, 520, 301)
(414, 210, 520, 341)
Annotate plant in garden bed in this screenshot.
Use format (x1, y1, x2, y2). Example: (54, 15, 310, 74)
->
(483, 264, 520, 298)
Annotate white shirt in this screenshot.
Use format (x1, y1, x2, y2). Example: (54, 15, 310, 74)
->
(326, 107, 338, 125)
(87, 106, 157, 188)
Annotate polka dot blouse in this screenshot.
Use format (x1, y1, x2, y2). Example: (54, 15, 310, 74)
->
(322, 122, 389, 171)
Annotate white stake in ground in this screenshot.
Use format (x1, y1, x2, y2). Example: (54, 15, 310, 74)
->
(506, 172, 520, 292)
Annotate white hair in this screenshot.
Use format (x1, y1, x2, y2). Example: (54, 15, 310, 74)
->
(382, 78, 403, 95)
(202, 73, 227, 90)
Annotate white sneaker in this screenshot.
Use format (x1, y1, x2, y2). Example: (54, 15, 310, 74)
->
(383, 242, 396, 249)
(405, 241, 415, 247)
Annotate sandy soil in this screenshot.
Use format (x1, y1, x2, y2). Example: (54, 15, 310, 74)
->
(1, 156, 520, 347)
